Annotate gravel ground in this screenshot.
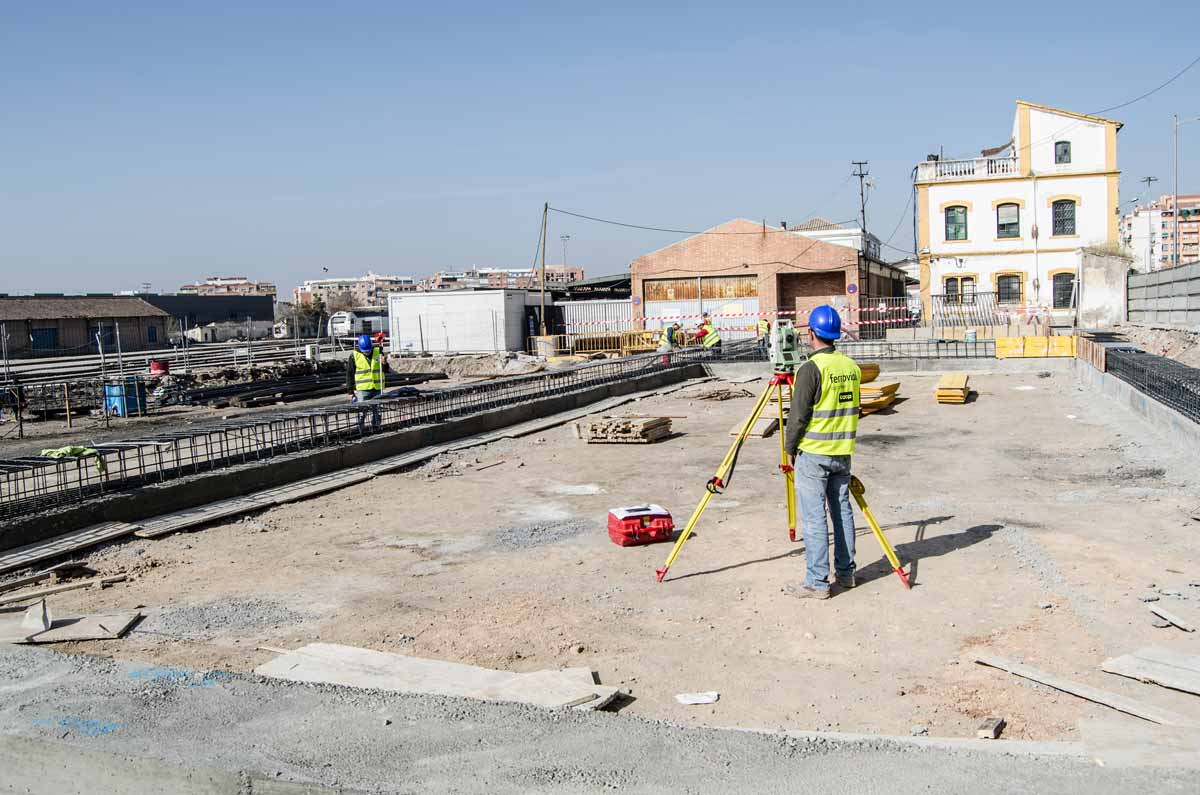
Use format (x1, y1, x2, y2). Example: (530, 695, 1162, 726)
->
(138, 598, 313, 641)
(0, 645, 1194, 794)
(494, 519, 598, 550)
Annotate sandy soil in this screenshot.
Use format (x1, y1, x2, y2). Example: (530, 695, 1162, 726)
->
(1112, 324, 1200, 367)
(33, 370, 1200, 740)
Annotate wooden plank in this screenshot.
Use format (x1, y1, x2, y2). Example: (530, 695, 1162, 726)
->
(974, 653, 1197, 726)
(0, 575, 127, 607)
(728, 416, 778, 438)
(1150, 606, 1197, 633)
(1081, 718, 1200, 769)
(0, 571, 54, 596)
(255, 642, 616, 710)
(936, 373, 969, 390)
(1102, 647, 1200, 696)
(22, 611, 141, 643)
(0, 523, 140, 576)
(860, 381, 900, 397)
(976, 717, 1006, 739)
(859, 363, 880, 384)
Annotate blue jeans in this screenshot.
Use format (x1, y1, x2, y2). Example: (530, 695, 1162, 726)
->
(795, 452, 856, 590)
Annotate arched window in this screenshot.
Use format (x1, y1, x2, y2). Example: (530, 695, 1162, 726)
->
(944, 276, 975, 305)
(1052, 200, 1076, 236)
(996, 274, 1022, 305)
(1052, 273, 1076, 309)
(944, 205, 968, 241)
(996, 203, 1020, 239)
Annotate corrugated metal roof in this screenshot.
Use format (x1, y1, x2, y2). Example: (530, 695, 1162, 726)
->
(0, 296, 170, 321)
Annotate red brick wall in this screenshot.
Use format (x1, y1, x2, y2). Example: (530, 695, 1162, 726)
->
(630, 218, 859, 325)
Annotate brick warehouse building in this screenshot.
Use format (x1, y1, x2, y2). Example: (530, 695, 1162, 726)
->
(629, 218, 907, 336)
(0, 295, 169, 358)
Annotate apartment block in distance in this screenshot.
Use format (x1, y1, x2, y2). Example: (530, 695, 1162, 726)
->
(179, 276, 278, 299)
(421, 265, 584, 291)
(915, 100, 1121, 320)
(293, 273, 418, 306)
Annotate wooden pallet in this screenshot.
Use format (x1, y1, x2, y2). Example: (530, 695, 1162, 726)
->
(575, 417, 672, 444)
(935, 373, 969, 404)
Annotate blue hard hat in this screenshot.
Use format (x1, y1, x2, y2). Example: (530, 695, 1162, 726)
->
(356, 334, 373, 353)
(808, 305, 842, 340)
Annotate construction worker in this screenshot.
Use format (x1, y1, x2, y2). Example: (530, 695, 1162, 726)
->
(657, 323, 676, 353)
(783, 305, 861, 600)
(756, 317, 770, 355)
(347, 333, 386, 402)
(695, 314, 721, 352)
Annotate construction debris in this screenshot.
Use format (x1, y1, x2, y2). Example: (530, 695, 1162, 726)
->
(1102, 647, 1200, 696)
(575, 416, 673, 444)
(974, 653, 1197, 725)
(255, 642, 619, 710)
(0, 574, 127, 607)
(675, 691, 719, 705)
(20, 610, 141, 644)
(1149, 605, 1197, 632)
(935, 373, 970, 404)
(976, 717, 1006, 739)
(0, 600, 51, 642)
(695, 387, 754, 401)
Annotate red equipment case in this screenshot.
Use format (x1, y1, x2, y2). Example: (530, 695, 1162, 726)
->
(607, 505, 675, 546)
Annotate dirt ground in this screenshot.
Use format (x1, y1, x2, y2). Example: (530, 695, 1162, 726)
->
(1112, 324, 1200, 368)
(31, 369, 1200, 740)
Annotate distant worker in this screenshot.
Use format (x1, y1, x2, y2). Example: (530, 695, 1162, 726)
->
(694, 314, 721, 353)
(347, 334, 387, 402)
(657, 323, 676, 352)
(783, 305, 861, 600)
(756, 317, 770, 355)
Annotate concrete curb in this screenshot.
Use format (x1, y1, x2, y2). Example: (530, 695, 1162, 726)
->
(770, 728, 1087, 757)
(1072, 359, 1200, 453)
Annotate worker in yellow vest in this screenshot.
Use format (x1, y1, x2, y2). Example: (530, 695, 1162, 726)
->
(783, 305, 861, 600)
(347, 334, 385, 402)
(756, 317, 770, 355)
(694, 314, 721, 352)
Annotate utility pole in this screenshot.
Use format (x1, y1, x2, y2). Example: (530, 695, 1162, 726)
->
(1139, 176, 1159, 271)
(1175, 114, 1180, 268)
(539, 202, 548, 336)
(852, 161, 870, 254)
(560, 234, 570, 270)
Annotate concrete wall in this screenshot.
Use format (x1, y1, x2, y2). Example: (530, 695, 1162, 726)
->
(1077, 249, 1131, 328)
(1127, 261, 1200, 329)
(1073, 358, 1200, 453)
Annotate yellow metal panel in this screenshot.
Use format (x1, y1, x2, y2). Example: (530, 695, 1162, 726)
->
(1023, 337, 1049, 357)
(995, 337, 1024, 359)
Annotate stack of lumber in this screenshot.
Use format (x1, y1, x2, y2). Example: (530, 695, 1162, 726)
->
(575, 416, 672, 444)
(859, 362, 881, 384)
(860, 380, 900, 415)
(935, 373, 969, 404)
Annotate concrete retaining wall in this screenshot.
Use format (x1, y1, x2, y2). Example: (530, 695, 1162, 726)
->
(1127, 262, 1200, 329)
(0, 363, 705, 552)
(705, 357, 1074, 382)
(1072, 359, 1200, 452)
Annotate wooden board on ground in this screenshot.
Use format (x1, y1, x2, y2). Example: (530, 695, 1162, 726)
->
(859, 363, 880, 384)
(0, 574, 127, 607)
(729, 416, 779, 439)
(860, 381, 900, 397)
(135, 495, 276, 539)
(935, 373, 970, 404)
(0, 523, 141, 576)
(860, 393, 896, 415)
(255, 642, 618, 711)
(1102, 647, 1200, 696)
(974, 653, 1198, 726)
(1081, 718, 1200, 769)
(576, 417, 672, 444)
(21, 611, 141, 644)
(1150, 606, 1197, 633)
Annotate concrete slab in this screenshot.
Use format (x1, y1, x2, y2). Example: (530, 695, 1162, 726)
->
(22, 611, 141, 644)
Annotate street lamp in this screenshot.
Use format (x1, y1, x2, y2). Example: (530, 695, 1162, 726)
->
(1173, 115, 1200, 266)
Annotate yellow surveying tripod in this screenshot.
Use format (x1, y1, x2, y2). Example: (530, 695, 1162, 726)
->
(655, 322, 911, 589)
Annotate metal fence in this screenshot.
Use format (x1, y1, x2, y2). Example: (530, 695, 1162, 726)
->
(0, 348, 709, 521)
(1105, 349, 1200, 424)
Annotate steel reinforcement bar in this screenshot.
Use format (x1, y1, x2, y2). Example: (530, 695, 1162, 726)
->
(1105, 349, 1200, 425)
(0, 349, 707, 521)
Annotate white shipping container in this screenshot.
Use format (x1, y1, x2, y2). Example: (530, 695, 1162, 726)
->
(387, 291, 535, 353)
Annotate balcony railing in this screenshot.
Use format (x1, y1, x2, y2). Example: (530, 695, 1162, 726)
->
(916, 156, 1020, 182)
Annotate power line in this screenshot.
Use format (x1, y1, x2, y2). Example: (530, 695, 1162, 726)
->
(1093, 53, 1200, 115)
(881, 189, 914, 250)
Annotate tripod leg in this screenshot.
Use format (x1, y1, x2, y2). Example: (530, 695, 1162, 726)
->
(849, 476, 911, 589)
(656, 381, 775, 583)
(776, 382, 796, 541)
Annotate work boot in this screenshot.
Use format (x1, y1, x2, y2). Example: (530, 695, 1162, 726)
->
(835, 574, 856, 589)
(792, 585, 830, 600)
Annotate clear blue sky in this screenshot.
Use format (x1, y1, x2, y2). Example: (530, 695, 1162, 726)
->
(2, 1, 1197, 298)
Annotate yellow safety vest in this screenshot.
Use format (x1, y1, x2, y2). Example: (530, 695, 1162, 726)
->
(757, 319, 770, 338)
(659, 327, 674, 348)
(353, 349, 384, 391)
(701, 323, 720, 348)
(798, 350, 860, 456)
